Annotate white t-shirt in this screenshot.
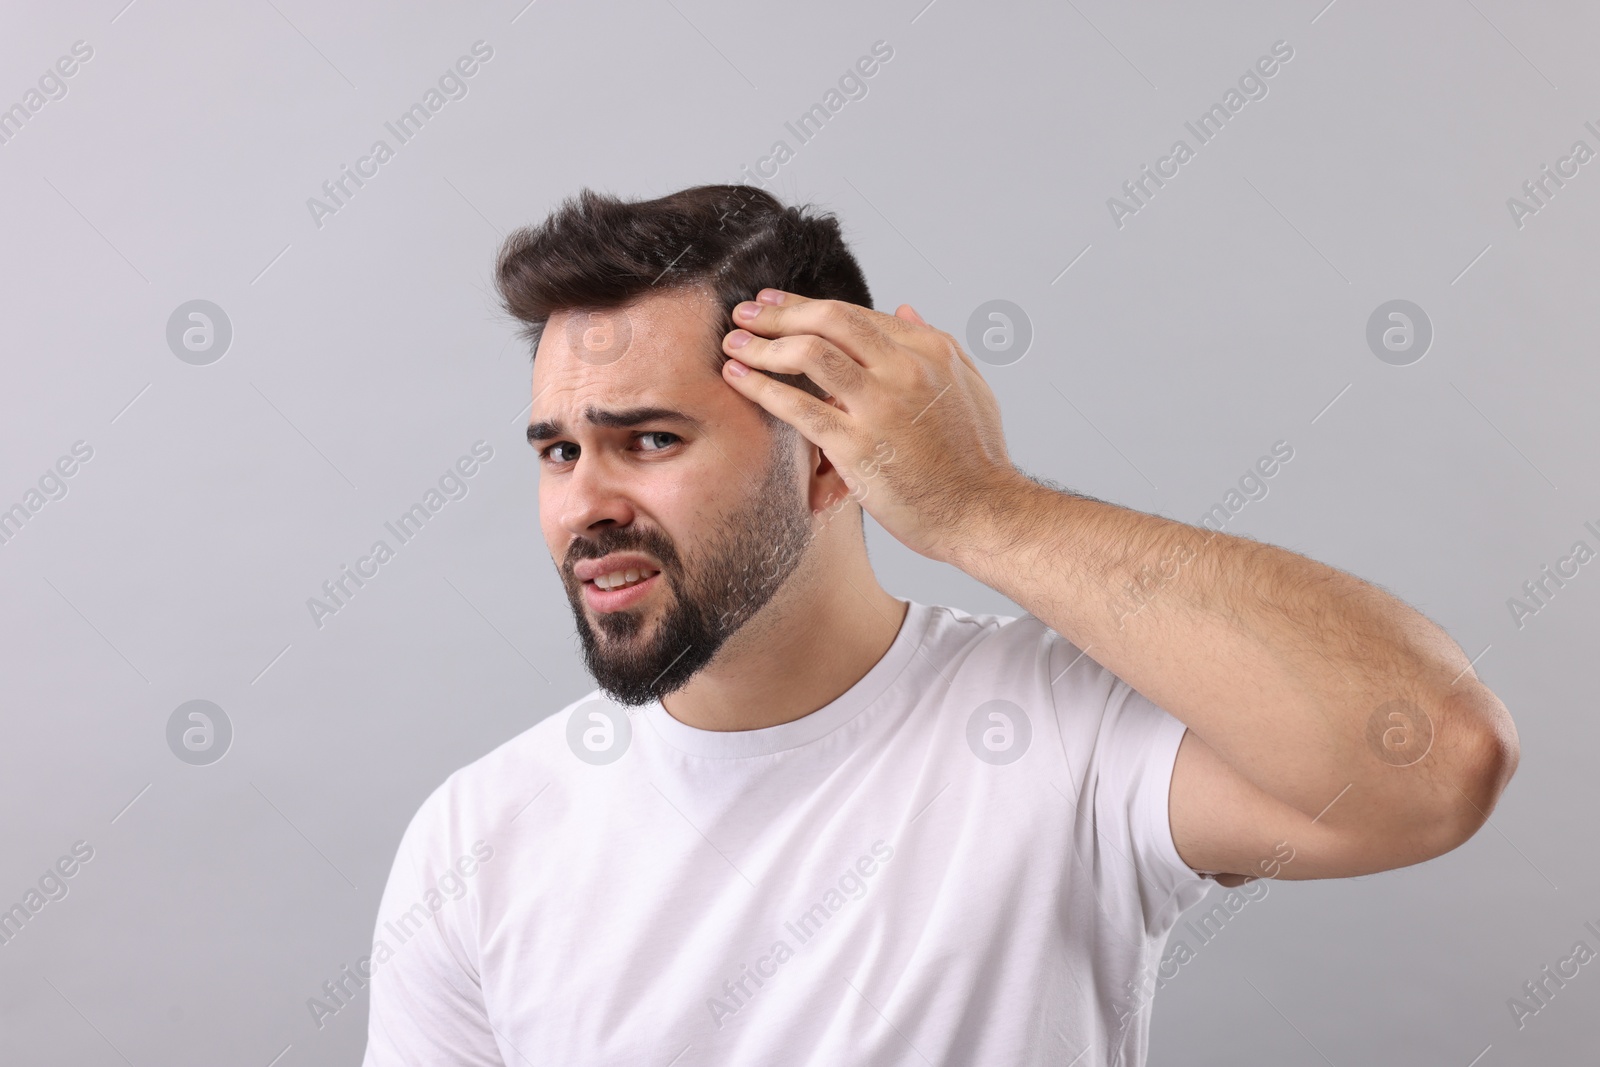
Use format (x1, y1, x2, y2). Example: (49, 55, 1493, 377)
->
(361, 599, 1212, 1066)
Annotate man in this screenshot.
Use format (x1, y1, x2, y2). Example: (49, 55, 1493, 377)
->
(361, 184, 1518, 1065)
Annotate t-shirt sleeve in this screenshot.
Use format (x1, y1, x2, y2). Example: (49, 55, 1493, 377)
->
(1046, 633, 1209, 933)
(361, 784, 505, 1067)
(1096, 680, 1209, 922)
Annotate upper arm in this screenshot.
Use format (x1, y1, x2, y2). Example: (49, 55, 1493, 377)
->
(362, 796, 505, 1067)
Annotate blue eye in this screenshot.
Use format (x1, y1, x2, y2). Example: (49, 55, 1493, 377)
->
(638, 432, 680, 451)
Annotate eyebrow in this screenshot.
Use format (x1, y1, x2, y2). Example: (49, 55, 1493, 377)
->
(526, 405, 704, 445)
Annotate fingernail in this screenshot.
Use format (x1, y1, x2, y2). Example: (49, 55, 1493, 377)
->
(735, 302, 761, 321)
(726, 330, 751, 349)
(725, 358, 749, 377)
(757, 289, 785, 305)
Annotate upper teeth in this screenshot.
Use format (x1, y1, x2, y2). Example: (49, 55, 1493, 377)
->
(594, 568, 658, 591)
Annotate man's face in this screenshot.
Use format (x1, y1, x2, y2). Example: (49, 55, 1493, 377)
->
(529, 288, 817, 706)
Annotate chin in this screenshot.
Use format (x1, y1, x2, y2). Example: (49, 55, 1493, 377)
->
(595, 618, 646, 642)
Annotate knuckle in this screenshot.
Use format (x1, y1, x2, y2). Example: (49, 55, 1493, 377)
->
(821, 300, 872, 342)
(816, 298, 847, 322)
(845, 309, 881, 348)
(775, 337, 805, 370)
(802, 401, 844, 437)
(817, 345, 857, 383)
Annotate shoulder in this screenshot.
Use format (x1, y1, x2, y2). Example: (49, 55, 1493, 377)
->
(917, 600, 1035, 655)
(397, 689, 605, 849)
(920, 601, 1103, 690)
(913, 602, 1133, 750)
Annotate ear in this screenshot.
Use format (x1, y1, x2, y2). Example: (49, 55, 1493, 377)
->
(802, 435, 855, 518)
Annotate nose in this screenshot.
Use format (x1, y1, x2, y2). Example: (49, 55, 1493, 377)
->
(554, 450, 637, 539)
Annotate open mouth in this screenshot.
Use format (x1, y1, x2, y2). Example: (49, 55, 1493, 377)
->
(589, 567, 661, 592)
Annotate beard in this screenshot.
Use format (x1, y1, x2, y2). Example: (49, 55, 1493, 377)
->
(559, 426, 816, 706)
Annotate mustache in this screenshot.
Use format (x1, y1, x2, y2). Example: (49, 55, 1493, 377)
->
(563, 526, 680, 575)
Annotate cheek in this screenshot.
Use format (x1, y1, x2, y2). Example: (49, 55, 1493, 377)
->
(653, 469, 713, 518)
(538, 482, 567, 551)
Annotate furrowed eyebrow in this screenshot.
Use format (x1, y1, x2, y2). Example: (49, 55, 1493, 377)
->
(526, 405, 703, 445)
(526, 422, 557, 445)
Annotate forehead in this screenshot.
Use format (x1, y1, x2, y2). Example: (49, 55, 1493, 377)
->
(530, 287, 723, 409)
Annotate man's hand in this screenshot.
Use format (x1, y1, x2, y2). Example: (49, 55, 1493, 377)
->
(725, 287, 1518, 883)
(720, 288, 1026, 564)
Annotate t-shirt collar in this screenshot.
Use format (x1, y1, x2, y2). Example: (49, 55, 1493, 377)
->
(636, 598, 932, 759)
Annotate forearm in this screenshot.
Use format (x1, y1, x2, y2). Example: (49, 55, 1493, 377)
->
(951, 475, 1517, 836)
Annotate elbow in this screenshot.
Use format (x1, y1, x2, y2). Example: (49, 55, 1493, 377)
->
(1430, 683, 1520, 854)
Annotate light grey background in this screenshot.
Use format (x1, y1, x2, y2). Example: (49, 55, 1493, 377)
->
(2, 0, 1595, 1063)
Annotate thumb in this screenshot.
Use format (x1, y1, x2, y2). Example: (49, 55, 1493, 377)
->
(895, 303, 927, 326)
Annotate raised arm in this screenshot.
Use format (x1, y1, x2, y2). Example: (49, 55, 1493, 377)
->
(715, 287, 1519, 883)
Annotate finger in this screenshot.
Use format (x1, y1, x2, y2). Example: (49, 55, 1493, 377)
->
(732, 292, 907, 366)
(895, 304, 927, 326)
(722, 356, 853, 448)
(894, 302, 983, 376)
(723, 330, 868, 401)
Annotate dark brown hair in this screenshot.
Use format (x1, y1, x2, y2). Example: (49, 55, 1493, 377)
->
(493, 184, 873, 404)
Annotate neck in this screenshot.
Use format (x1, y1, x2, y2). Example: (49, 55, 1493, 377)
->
(658, 552, 907, 733)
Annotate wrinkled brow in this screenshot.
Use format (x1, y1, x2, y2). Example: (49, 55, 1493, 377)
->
(526, 405, 703, 444)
